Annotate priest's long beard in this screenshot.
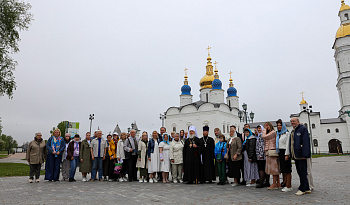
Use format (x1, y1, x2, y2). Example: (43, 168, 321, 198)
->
(189, 134, 195, 139)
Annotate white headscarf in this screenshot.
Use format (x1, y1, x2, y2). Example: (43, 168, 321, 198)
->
(188, 126, 198, 138)
(257, 125, 264, 138)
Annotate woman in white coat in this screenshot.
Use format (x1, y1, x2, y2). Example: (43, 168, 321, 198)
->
(137, 132, 148, 183)
(169, 133, 184, 183)
(116, 132, 127, 182)
(159, 133, 171, 183)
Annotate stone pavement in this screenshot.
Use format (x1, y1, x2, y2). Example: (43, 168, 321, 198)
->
(0, 156, 349, 205)
(0, 153, 27, 164)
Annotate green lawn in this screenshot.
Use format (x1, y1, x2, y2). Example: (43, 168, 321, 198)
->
(0, 163, 45, 177)
(312, 154, 346, 158)
(0, 151, 9, 154)
(0, 154, 8, 159)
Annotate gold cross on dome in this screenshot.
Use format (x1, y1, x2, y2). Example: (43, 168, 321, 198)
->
(229, 71, 232, 78)
(184, 68, 188, 75)
(206, 46, 211, 55)
(300, 91, 305, 98)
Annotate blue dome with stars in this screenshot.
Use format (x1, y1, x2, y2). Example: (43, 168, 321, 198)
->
(181, 84, 191, 95)
(227, 87, 237, 97)
(212, 79, 222, 90)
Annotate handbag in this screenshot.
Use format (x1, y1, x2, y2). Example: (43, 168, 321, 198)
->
(114, 162, 122, 174)
(124, 138, 132, 159)
(267, 149, 279, 157)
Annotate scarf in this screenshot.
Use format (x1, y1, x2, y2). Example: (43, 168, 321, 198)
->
(257, 125, 264, 139)
(162, 133, 170, 145)
(242, 129, 252, 145)
(276, 122, 288, 154)
(51, 136, 62, 157)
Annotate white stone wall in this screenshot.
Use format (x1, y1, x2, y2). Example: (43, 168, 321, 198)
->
(209, 89, 224, 104)
(180, 95, 193, 107)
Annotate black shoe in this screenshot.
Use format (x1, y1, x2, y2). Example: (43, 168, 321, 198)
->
(240, 181, 246, 185)
(220, 182, 225, 185)
(281, 182, 286, 187)
(256, 184, 264, 188)
(217, 182, 221, 185)
(186, 181, 193, 184)
(263, 183, 270, 187)
(69, 178, 73, 182)
(208, 180, 213, 183)
(72, 178, 76, 182)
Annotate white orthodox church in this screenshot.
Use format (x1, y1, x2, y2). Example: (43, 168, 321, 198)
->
(164, 1, 350, 154)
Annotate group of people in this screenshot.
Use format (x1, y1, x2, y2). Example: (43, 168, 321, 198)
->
(25, 117, 312, 196)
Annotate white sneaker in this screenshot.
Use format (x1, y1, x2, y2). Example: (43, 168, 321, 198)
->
(305, 190, 312, 194)
(29, 179, 33, 183)
(139, 178, 143, 183)
(179, 179, 183, 183)
(123, 177, 128, 182)
(108, 179, 113, 182)
(282, 187, 293, 192)
(231, 183, 238, 187)
(246, 183, 256, 187)
(295, 190, 305, 196)
(173, 180, 178, 183)
(153, 178, 158, 183)
(35, 179, 40, 183)
(149, 178, 154, 183)
(82, 177, 87, 182)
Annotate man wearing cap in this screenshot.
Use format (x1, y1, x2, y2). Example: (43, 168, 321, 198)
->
(199, 125, 215, 183)
(183, 126, 201, 184)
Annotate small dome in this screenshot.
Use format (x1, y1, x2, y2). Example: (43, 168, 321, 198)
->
(340, 1, 350, 12)
(181, 84, 191, 95)
(212, 79, 222, 90)
(336, 23, 350, 39)
(227, 87, 237, 97)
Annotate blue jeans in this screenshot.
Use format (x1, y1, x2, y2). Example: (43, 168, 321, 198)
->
(92, 157, 103, 180)
(44, 154, 62, 181)
(69, 156, 80, 179)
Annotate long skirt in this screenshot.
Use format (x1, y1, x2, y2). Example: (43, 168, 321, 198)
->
(148, 152, 160, 173)
(265, 155, 280, 175)
(227, 151, 241, 179)
(61, 159, 70, 180)
(243, 150, 259, 181)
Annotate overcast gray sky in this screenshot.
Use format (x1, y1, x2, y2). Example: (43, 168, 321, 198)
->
(0, 0, 343, 144)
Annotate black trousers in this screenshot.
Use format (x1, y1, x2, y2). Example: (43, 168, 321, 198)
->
(29, 164, 41, 179)
(295, 159, 309, 192)
(128, 155, 138, 181)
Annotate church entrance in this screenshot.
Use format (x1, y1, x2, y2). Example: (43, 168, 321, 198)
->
(328, 139, 343, 153)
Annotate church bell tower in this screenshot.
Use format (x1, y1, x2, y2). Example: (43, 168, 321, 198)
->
(334, 1, 350, 117)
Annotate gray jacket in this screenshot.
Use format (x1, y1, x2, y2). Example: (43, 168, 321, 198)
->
(90, 137, 107, 157)
(124, 136, 139, 155)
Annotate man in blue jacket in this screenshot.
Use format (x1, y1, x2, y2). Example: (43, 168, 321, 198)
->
(288, 117, 311, 196)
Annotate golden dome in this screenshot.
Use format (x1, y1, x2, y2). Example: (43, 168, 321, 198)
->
(300, 99, 307, 105)
(200, 74, 215, 89)
(340, 1, 350, 12)
(336, 23, 350, 39)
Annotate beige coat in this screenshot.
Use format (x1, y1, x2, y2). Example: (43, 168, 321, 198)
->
(169, 140, 184, 164)
(26, 139, 47, 164)
(228, 137, 242, 161)
(136, 140, 148, 168)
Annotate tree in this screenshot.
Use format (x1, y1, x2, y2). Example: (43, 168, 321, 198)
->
(0, 0, 33, 98)
(50, 121, 68, 136)
(0, 134, 17, 152)
(0, 117, 2, 135)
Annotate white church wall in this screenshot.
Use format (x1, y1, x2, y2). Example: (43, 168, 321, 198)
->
(320, 123, 349, 153)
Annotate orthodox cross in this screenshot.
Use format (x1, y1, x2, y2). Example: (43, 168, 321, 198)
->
(300, 92, 305, 99)
(229, 71, 233, 78)
(184, 68, 188, 76)
(214, 61, 218, 69)
(206, 46, 211, 55)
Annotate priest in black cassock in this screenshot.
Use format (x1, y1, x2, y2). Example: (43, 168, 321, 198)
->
(183, 126, 201, 184)
(199, 125, 216, 183)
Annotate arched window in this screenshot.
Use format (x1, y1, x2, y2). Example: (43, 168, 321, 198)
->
(206, 93, 208, 102)
(336, 128, 339, 133)
(173, 127, 176, 132)
(313, 139, 318, 147)
(327, 129, 330, 133)
(223, 125, 225, 133)
(304, 123, 308, 129)
(345, 13, 349, 20)
(312, 123, 316, 129)
(229, 100, 231, 107)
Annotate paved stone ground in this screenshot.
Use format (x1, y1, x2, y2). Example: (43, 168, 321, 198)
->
(0, 156, 349, 205)
(0, 153, 27, 164)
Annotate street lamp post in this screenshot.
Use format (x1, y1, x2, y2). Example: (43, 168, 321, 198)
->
(303, 105, 315, 154)
(238, 103, 255, 124)
(160, 113, 166, 127)
(89, 114, 94, 134)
